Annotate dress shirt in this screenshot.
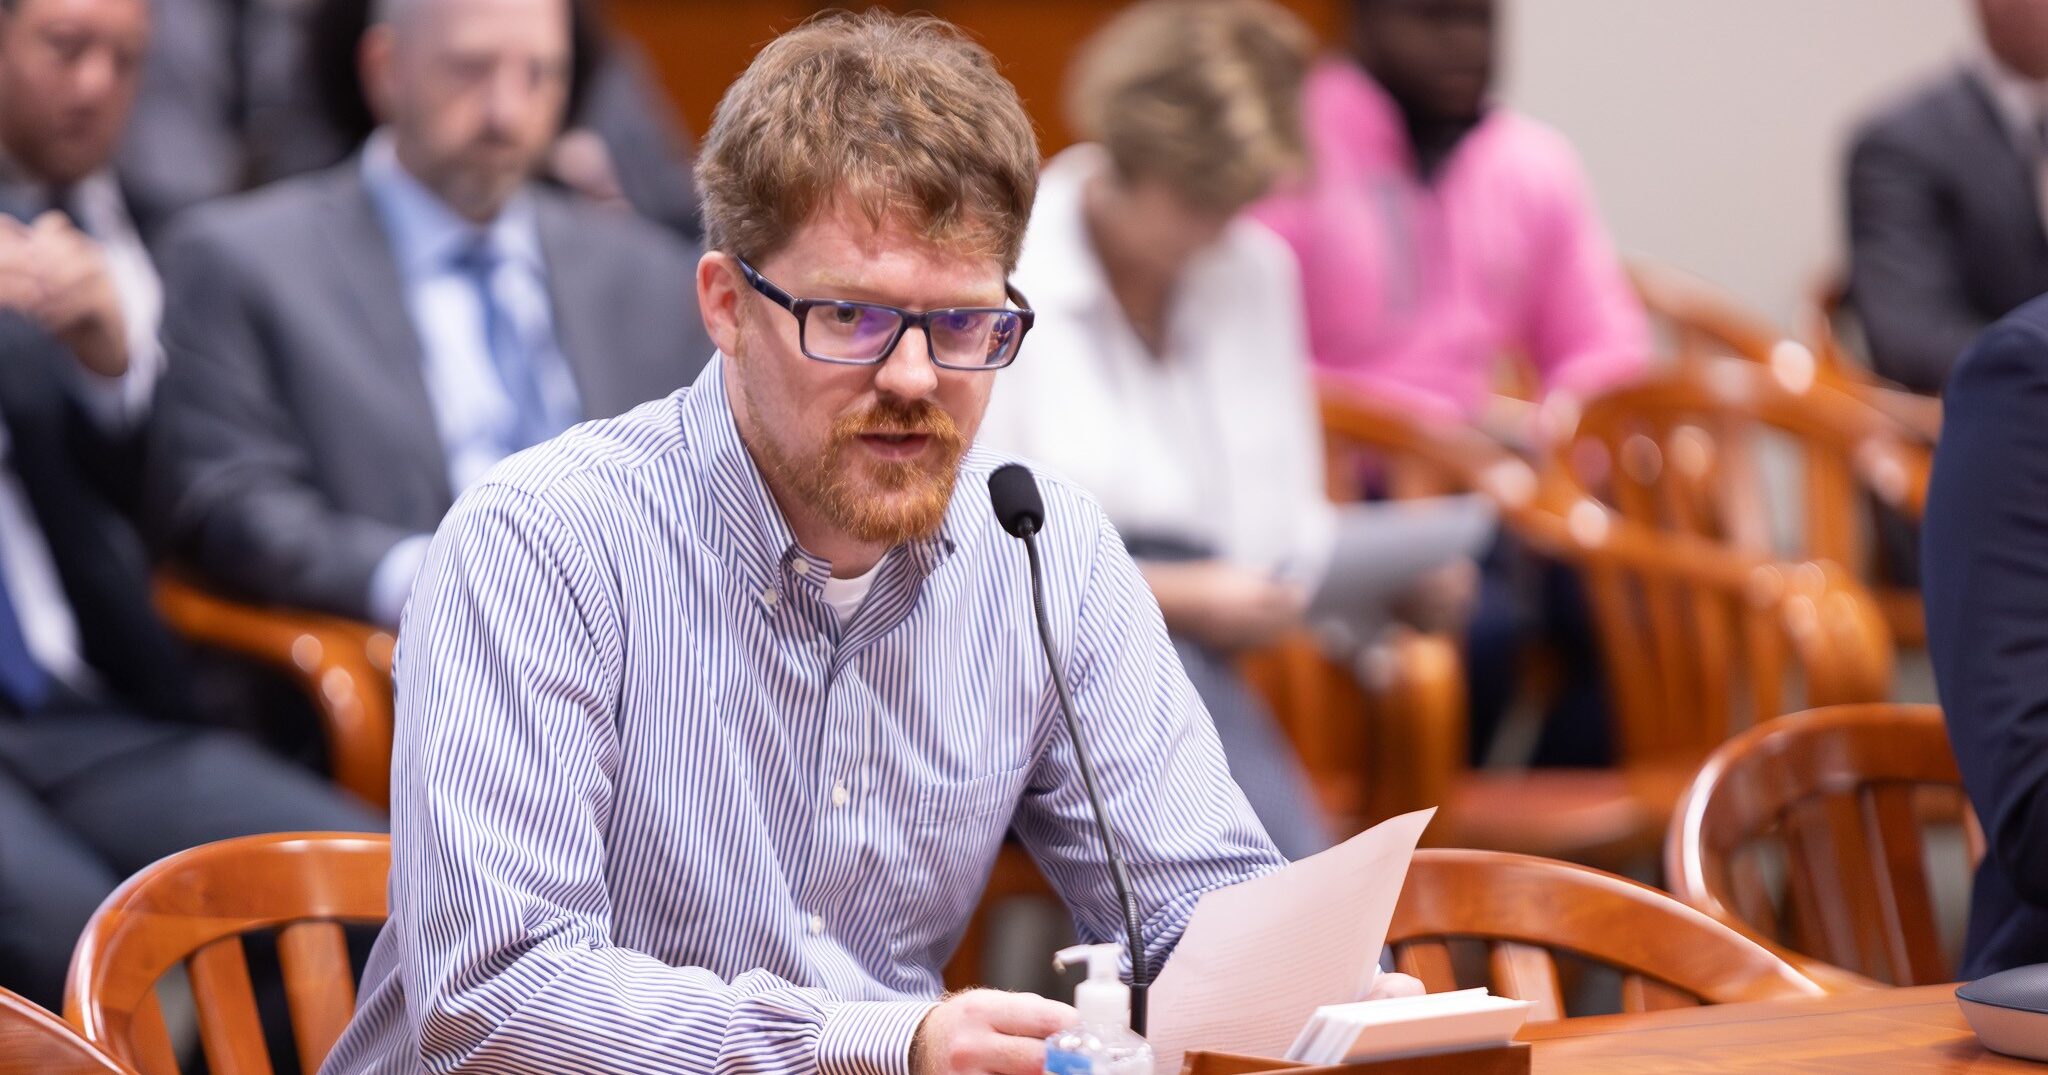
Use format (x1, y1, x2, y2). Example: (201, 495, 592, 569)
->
(1253, 60, 1649, 421)
(1972, 52, 2048, 244)
(360, 131, 584, 626)
(979, 145, 1334, 577)
(320, 356, 1284, 1074)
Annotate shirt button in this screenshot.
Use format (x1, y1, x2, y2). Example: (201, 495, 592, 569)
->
(791, 559, 813, 577)
(808, 914, 826, 936)
(832, 782, 850, 807)
(760, 588, 779, 609)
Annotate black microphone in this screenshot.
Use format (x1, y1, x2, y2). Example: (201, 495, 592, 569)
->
(987, 463, 1150, 1034)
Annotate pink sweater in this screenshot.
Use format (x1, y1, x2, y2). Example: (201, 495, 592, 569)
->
(1255, 60, 1649, 420)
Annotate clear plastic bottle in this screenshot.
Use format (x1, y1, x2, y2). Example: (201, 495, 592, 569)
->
(1043, 944, 1155, 1075)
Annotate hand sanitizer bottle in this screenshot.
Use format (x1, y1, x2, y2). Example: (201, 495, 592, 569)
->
(1043, 944, 1154, 1075)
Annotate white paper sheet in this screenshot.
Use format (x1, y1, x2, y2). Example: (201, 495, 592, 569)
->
(1146, 807, 1435, 1073)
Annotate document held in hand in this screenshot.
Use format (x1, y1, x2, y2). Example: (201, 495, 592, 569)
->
(1145, 807, 1436, 1072)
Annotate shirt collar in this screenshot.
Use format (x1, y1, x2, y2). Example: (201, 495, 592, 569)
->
(360, 128, 545, 281)
(0, 148, 116, 223)
(1973, 52, 2048, 153)
(677, 355, 964, 604)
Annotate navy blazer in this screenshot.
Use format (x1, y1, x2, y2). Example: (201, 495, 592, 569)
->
(1925, 292, 2048, 976)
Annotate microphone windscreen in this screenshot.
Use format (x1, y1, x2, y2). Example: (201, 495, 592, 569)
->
(987, 464, 1046, 538)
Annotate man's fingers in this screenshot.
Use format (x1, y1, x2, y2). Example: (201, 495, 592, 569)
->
(979, 1030, 1051, 1075)
(1365, 971, 1426, 1001)
(982, 991, 1076, 1039)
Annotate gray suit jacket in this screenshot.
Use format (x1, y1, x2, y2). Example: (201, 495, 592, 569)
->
(1847, 66, 2048, 394)
(146, 162, 712, 620)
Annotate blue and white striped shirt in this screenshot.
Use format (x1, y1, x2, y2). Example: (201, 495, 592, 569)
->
(322, 357, 1284, 1075)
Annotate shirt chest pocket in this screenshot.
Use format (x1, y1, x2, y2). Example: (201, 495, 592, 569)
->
(914, 766, 1025, 828)
(892, 766, 1028, 968)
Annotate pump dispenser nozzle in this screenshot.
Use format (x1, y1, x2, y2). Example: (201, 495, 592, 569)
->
(1055, 944, 1131, 1029)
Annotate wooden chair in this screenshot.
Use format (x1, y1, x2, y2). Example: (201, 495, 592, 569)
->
(66, 833, 389, 1075)
(1629, 263, 1936, 648)
(0, 987, 138, 1075)
(154, 577, 395, 807)
(1667, 704, 1982, 987)
(1801, 268, 1942, 438)
(1559, 353, 1907, 677)
(1388, 848, 1828, 1022)
(1312, 378, 1893, 864)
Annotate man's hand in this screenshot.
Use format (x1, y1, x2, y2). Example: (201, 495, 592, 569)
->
(548, 128, 631, 211)
(0, 212, 128, 377)
(1363, 972, 1426, 1001)
(910, 989, 1076, 1075)
(27, 211, 127, 377)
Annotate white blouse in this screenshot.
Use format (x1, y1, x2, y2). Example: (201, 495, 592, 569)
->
(978, 145, 1333, 576)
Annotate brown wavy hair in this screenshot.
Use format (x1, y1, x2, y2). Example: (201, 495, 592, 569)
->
(696, 10, 1040, 270)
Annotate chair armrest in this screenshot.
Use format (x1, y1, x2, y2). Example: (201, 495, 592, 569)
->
(152, 575, 394, 808)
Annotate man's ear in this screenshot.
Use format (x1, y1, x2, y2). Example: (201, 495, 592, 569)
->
(697, 251, 746, 358)
(359, 24, 398, 125)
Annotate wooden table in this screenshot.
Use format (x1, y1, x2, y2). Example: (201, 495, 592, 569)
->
(1518, 985, 2036, 1072)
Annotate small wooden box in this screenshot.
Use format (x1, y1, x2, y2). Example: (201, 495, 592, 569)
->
(1180, 1043, 1532, 1075)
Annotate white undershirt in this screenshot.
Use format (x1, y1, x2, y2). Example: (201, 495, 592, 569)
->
(819, 563, 880, 629)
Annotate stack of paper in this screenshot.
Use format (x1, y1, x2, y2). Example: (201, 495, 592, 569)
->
(1146, 808, 1435, 1073)
(1283, 988, 1534, 1065)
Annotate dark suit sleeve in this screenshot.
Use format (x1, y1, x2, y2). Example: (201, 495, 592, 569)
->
(1846, 122, 1990, 394)
(146, 215, 416, 621)
(1925, 315, 2048, 905)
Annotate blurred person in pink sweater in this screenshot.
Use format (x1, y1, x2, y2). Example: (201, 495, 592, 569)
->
(1258, 0, 1647, 766)
(1255, 0, 1648, 445)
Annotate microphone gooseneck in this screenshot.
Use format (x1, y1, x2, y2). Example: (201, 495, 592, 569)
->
(987, 464, 1150, 1034)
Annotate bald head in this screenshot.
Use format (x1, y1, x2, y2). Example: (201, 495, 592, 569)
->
(360, 0, 571, 222)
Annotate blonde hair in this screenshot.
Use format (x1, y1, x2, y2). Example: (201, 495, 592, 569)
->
(1066, 0, 1314, 212)
(695, 10, 1040, 271)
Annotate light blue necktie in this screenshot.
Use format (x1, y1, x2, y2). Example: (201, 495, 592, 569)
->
(451, 238, 559, 454)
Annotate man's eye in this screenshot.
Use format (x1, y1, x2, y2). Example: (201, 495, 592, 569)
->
(831, 306, 862, 325)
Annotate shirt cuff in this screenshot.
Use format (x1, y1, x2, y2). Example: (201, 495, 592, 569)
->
(817, 998, 937, 1075)
(368, 534, 433, 628)
(63, 340, 161, 431)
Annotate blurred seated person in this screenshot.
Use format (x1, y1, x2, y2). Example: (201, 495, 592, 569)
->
(0, 0, 164, 440)
(146, 0, 712, 630)
(1255, 0, 1644, 768)
(979, 0, 1480, 859)
(1923, 294, 2048, 975)
(1253, 0, 1647, 443)
(1846, 0, 2048, 395)
(0, 0, 381, 1010)
(116, 0, 700, 243)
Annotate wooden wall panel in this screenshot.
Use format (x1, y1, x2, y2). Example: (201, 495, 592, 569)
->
(606, 0, 1344, 151)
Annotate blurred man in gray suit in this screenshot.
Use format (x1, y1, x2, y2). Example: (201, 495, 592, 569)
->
(149, 0, 712, 628)
(1847, 0, 2048, 394)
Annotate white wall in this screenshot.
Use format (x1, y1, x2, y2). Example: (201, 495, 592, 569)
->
(1500, 1, 1977, 327)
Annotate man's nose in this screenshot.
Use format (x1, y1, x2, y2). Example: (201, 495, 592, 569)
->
(873, 325, 941, 400)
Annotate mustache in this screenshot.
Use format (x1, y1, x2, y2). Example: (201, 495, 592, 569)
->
(831, 400, 963, 446)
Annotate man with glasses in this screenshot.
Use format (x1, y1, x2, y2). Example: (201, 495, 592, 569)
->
(321, 12, 1426, 1075)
